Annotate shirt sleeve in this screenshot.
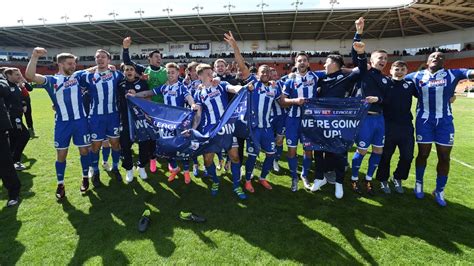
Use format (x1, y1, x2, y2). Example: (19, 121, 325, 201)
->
(181, 85, 190, 98)
(152, 85, 162, 96)
(194, 91, 202, 105)
(282, 79, 293, 97)
(220, 81, 231, 92)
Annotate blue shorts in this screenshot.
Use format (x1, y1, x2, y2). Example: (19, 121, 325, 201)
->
(54, 118, 90, 150)
(89, 113, 120, 141)
(247, 127, 276, 155)
(355, 114, 385, 149)
(285, 116, 302, 148)
(416, 117, 454, 146)
(271, 115, 287, 136)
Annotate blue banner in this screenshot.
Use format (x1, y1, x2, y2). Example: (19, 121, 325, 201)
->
(127, 89, 252, 160)
(300, 97, 369, 153)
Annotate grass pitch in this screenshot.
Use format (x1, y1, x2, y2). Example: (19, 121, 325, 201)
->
(1, 89, 474, 265)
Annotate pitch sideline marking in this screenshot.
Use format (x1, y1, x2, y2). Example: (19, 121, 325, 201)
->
(431, 149, 474, 170)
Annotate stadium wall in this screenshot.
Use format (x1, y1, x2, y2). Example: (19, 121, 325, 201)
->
(1, 27, 473, 59)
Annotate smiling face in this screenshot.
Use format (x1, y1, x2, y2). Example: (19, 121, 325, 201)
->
(166, 66, 179, 84)
(257, 65, 270, 83)
(295, 54, 309, 74)
(214, 60, 226, 76)
(95, 51, 111, 70)
(370, 51, 388, 71)
(59, 58, 77, 76)
(390, 65, 407, 79)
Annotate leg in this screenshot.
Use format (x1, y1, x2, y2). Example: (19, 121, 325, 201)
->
(435, 144, 452, 192)
(0, 131, 21, 201)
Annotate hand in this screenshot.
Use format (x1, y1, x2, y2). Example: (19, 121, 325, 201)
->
(288, 73, 297, 79)
(450, 95, 456, 103)
(353, 41, 366, 54)
(23, 106, 27, 113)
(294, 97, 305, 106)
(32, 47, 47, 58)
(355, 17, 365, 34)
(191, 103, 198, 111)
(269, 80, 276, 88)
(108, 64, 116, 71)
(123, 36, 132, 48)
(141, 73, 149, 80)
(246, 81, 254, 91)
(365, 96, 379, 103)
(86, 66, 98, 73)
(181, 129, 192, 137)
(126, 90, 136, 97)
(224, 31, 237, 48)
(211, 78, 220, 87)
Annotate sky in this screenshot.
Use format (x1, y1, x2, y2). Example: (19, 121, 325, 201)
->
(2, 0, 413, 27)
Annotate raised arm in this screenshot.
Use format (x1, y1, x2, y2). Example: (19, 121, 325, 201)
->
(352, 17, 365, 65)
(353, 41, 367, 76)
(25, 47, 47, 84)
(122, 37, 146, 74)
(224, 31, 250, 80)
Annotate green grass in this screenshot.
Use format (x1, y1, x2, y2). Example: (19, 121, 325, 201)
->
(1, 89, 474, 265)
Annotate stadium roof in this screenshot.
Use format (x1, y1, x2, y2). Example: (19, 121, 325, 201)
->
(1, 0, 473, 48)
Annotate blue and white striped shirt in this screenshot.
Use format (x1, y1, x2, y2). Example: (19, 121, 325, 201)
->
(81, 70, 124, 116)
(195, 81, 231, 126)
(406, 68, 472, 119)
(153, 81, 189, 108)
(42, 71, 87, 122)
(283, 71, 325, 117)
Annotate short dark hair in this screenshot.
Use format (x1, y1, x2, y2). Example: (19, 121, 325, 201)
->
(391, 60, 408, 68)
(148, 50, 161, 58)
(95, 49, 111, 59)
(186, 61, 199, 71)
(296, 51, 309, 59)
(120, 63, 135, 72)
(327, 54, 344, 68)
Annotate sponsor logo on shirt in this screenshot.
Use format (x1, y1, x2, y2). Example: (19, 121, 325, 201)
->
(428, 79, 447, 87)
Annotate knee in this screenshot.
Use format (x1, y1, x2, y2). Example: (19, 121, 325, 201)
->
(437, 152, 450, 163)
(357, 149, 367, 156)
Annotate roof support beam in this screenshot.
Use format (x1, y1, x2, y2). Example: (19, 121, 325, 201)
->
(378, 17, 391, 39)
(409, 14, 432, 34)
(228, 14, 244, 41)
(67, 24, 118, 46)
(46, 26, 100, 47)
(363, 10, 391, 37)
(412, 3, 474, 13)
(429, 9, 474, 21)
(197, 16, 221, 41)
(289, 9, 299, 41)
(167, 18, 198, 42)
(397, 9, 405, 37)
(115, 21, 158, 44)
(1, 28, 64, 48)
(261, 11, 268, 41)
(315, 11, 332, 40)
(408, 7, 463, 30)
(339, 11, 369, 40)
(141, 20, 176, 42)
(23, 27, 82, 47)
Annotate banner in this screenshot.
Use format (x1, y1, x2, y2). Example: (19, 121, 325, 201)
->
(127, 89, 252, 160)
(300, 97, 369, 153)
